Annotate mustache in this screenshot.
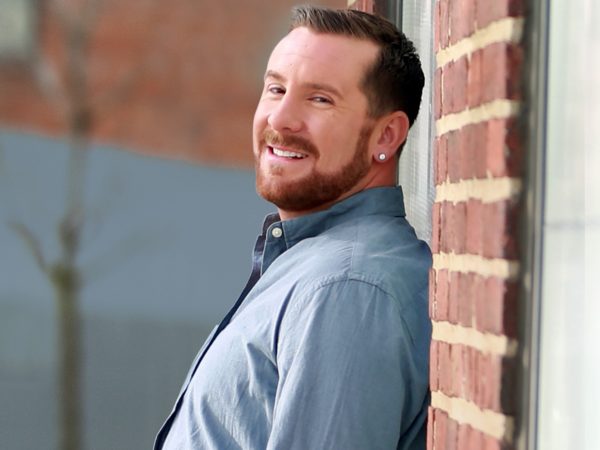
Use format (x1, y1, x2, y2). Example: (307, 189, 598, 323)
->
(260, 129, 319, 157)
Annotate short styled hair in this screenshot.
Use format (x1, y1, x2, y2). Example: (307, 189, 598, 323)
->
(290, 5, 424, 127)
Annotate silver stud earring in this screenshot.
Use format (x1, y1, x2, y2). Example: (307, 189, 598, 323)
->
(378, 153, 386, 161)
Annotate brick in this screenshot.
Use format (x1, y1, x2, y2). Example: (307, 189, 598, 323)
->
(434, 1, 441, 52)
(481, 42, 523, 103)
(449, 201, 467, 254)
(466, 199, 484, 255)
(452, 202, 467, 253)
(457, 273, 474, 327)
(427, 407, 435, 450)
(472, 123, 490, 177)
(448, 271, 461, 324)
(438, 342, 452, 393)
(451, 342, 465, 397)
(483, 434, 504, 450)
(442, 56, 469, 114)
(435, 269, 450, 321)
(435, 135, 448, 185)
(430, 340, 440, 391)
(486, 119, 510, 176)
(433, 409, 450, 447)
(468, 427, 485, 450)
(467, 49, 483, 108)
(481, 201, 502, 258)
(439, 0, 450, 49)
(467, 346, 478, 403)
(477, 352, 496, 409)
(501, 281, 518, 337)
(472, 276, 519, 336)
(500, 356, 518, 414)
(446, 131, 461, 183)
(485, 277, 507, 335)
(451, 123, 488, 180)
(431, 202, 442, 253)
(506, 48, 524, 100)
(434, 67, 443, 119)
(470, 274, 486, 329)
(429, 268, 437, 318)
(457, 422, 471, 450)
(475, 351, 490, 406)
(449, 0, 475, 44)
(440, 202, 450, 253)
(480, 353, 502, 410)
(440, 200, 519, 257)
(446, 412, 459, 449)
(476, 0, 524, 29)
(458, 127, 478, 180)
(482, 200, 519, 259)
(486, 118, 523, 177)
(505, 117, 523, 175)
(434, 342, 517, 415)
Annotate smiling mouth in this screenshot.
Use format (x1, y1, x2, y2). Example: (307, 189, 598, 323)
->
(269, 146, 308, 159)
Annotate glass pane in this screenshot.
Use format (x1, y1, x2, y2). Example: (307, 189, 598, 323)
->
(399, 0, 436, 243)
(537, 1, 600, 449)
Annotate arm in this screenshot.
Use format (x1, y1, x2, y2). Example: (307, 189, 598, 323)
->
(267, 277, 430, 450)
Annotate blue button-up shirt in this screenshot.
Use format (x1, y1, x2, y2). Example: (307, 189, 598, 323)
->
(157, 187, 432, 450)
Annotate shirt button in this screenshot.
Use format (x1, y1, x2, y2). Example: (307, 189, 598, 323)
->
(271, 227, 283, 238)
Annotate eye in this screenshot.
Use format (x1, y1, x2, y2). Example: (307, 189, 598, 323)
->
(266, 84, 285, 95)
(310, 95, 333, 104)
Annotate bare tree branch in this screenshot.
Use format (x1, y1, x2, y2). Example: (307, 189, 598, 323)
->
(8, 221, 49, 274)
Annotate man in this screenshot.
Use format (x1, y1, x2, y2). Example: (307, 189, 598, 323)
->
(156, 6, 430, 450)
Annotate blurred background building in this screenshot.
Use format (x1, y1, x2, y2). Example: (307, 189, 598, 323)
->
(1, 0, 598, 450)
(0, 1, 342, 449)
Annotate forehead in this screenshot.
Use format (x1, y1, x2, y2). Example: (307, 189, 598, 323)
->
(266, 27, 379, 90)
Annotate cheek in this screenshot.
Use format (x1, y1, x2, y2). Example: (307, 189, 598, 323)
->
(313, 126, 357, 162)
(252, 108, 267, 146)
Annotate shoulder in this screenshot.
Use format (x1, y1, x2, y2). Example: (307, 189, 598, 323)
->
(280, 221, 430, 341)
(289, 213, 432, 302)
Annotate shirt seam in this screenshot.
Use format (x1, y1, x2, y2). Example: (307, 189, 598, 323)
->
(294, 273, 420, 347)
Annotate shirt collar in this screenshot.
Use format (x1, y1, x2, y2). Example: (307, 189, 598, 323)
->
(261, 186, 406, 251)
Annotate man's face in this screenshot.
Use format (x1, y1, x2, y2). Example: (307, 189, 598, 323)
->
(253, 27, 380, 217)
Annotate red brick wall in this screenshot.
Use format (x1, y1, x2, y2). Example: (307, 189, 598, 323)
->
(429, 0, 525, 449)
(0, 0, 344, 166)
(348, 0, 375, 13)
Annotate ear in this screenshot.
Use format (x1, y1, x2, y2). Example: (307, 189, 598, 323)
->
(370, 111, 410, 163)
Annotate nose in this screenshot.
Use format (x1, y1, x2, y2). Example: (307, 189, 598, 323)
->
(267, 95, 303, 133)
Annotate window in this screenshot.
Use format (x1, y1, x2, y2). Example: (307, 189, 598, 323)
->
(0, 0, 36, 61)
(379, 0, 436, 243)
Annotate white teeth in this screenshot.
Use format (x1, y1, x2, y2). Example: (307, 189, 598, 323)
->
(272, 147, 306, 159)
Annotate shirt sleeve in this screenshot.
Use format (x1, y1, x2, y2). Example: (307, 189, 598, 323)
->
(266, 277, 430, 450)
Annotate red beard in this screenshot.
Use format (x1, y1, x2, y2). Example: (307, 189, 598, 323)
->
(255, 125, 373, 212)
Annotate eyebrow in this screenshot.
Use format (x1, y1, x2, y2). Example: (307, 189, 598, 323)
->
(264, 70, 343, 99)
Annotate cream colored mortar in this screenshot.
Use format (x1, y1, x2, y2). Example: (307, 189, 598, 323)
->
(435, 177, 522, 204)
(436, 17, 524, 68)
(436, 99, 521, 136)
(431, 391, 515, 442)
(432, 320, 518, 357)
(432, 253, 520, 280)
